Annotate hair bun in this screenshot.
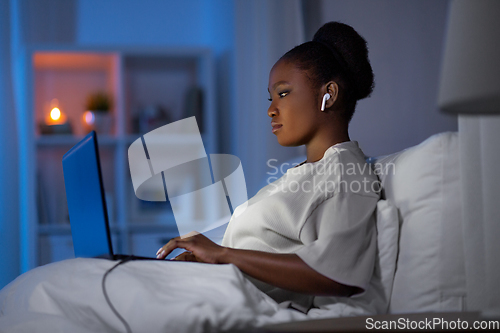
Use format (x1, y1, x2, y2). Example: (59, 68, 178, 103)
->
(313, 22, 374, 101)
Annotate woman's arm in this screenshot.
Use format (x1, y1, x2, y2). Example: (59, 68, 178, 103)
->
(156, 233, 362, 297)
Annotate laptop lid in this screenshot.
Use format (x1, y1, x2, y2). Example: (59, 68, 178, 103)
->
(62, 131, 114, 258)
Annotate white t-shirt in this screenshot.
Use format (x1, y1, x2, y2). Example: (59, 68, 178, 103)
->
(222, 141, 380, 310)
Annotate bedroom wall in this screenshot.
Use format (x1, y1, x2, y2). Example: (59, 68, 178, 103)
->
(76, 0, 228, 48)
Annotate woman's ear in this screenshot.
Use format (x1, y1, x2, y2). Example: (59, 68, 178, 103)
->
(323, 81, 339, 110)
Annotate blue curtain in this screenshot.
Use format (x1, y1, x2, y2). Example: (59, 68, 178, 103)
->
(0, 0, 20, 289)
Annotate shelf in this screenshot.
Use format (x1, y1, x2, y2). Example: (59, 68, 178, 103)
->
(33, 52, 116, 71)
(24, 47, 217, 269)
(36, 134, 119, 147)
(38, 224, 122, 235)
(34, 52, 118, 137)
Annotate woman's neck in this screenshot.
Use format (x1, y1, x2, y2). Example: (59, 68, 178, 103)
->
(305, 124, 350, 163)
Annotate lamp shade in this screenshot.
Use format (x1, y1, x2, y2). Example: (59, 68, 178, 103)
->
(438, 0, 500, 113)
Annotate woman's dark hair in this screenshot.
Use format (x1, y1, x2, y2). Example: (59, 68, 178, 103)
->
(281, 22, 374, 123)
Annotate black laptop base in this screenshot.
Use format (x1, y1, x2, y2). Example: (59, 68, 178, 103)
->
(95, 254, 172, 261)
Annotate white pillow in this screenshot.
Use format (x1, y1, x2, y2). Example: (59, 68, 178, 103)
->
(375, 132, 466, 313)
(375, 199, 399, 313)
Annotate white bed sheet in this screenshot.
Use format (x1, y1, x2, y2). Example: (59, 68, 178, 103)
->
(0, 258, 372, 333)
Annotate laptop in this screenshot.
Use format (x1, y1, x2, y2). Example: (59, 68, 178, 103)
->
(62, 131, 167, 261)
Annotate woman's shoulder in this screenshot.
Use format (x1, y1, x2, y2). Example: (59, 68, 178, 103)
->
(311, 141, 380, 199)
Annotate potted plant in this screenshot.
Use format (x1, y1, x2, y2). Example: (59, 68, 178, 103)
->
(83, 91, 113, 134)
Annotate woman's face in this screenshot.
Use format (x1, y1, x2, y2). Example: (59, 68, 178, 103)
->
(268, 60, 322, 147)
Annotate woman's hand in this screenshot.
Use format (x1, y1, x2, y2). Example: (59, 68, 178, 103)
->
(156, 232, 228, 264)
(156, 233, 361, 296)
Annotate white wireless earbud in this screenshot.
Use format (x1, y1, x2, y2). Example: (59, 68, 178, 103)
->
(321, 93, 331, 111)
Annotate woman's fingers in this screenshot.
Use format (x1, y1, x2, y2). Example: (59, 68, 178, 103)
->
(156, 237, 175, 259)
(156, 247, 165, 256)
(155, 233, 225, 263)
(156, 235, 194, 259)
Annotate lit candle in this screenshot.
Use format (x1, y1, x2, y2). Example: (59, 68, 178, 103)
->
(40, 98, 72, 134)
(45, 99, 67, 125)
(50, 107, 61, 121)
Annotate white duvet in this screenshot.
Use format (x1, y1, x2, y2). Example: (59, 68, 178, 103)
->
(0, 257, 384, 333)
(0, 258, 306, 333)
(0, 197, 399, 333)
(0, 198, 399, 333)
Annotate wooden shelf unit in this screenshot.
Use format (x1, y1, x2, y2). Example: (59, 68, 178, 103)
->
(20, 46, 217, 269)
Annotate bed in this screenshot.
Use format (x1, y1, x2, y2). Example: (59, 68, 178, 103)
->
(1, 132, 470, 332)
(0, 256, 387, 333)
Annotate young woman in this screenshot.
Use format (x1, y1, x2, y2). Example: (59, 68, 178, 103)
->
(156, 22, 379, 311)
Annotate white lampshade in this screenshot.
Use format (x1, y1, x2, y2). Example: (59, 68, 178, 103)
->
(438, 0, 500, 113)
